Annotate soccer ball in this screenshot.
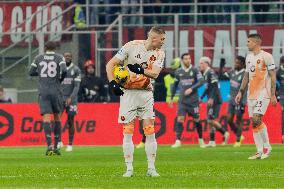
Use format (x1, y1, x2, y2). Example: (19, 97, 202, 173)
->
(113, 65, 130, 85)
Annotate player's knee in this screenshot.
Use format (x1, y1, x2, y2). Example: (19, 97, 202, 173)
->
(177, 116, 185, 123)
(123, 124, 134, 134)
(251, 116, 261, 128)
(143, 125, 155, 135)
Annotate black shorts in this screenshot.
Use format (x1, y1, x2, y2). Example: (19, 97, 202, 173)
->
(64, 103, 78, 116)
(227, 100, 245, 117)
(177, 103, 200, 119)
(39, 93, 64, 115)
(207, 103, 221, 120)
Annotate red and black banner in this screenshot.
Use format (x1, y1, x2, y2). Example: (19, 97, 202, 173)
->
(0, 102, 282, 146)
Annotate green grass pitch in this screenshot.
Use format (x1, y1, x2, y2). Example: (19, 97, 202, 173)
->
(0, 145, 284, 188)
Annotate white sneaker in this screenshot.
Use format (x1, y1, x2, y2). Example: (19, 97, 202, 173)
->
(123, 170, 133, 177)
(261, 148, 272, 159)
(248, 152, 262, 160)
(205, 141, 216, 148)
(57, 141, 64, 149)
(65, 145, 73, 152)
(146, 168, 160, 177)
(171, 140, 181, 148)
(198, 138, 206, 148)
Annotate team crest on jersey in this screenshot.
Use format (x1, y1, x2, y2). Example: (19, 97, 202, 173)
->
(257, 59, 261, 64)
(238, 75, 242, 81)
(149, 55, 156, 62)
(71, 69, 74, 75)
(189, 71, 193, 76)
(121, 116, 125, 121)
(250, 65, 255, 72)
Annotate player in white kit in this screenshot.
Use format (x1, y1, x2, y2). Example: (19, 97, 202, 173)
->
(106, 27, 165, 177)
(235, 34, 277, 160)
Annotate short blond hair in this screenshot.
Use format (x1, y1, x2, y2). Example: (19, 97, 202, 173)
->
(199, 56, 211, 65)
(149, 26, 165, 35)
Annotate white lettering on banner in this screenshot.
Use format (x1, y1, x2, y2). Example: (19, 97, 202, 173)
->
(11, 6, 23, 43)
(272, 30, 284, 68)
(49, 5, 62, 41)
(25, 6, 33, 42)
(0, 8, 3, 43)
(179, 30, 188, 57)
(212, 30, 233, 68)
(165, 31, 174, 68)
(237, 30, 257, 57)
(194, 30, 203, 66)
(35, 6, 48, 42)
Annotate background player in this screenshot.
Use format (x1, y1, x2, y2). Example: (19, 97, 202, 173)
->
(219, 56, 246, 147)
(199, 56, 229, 147)
(235, 33, 277, 159)
(60, 52, 81, 152)
(106, 26, 165, 177)
(170, 53, 205, 148)
(276, 55, 284, 144)
(29, 41, 67, 155)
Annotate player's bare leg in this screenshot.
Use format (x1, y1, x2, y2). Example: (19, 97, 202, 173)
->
(42, 114, 53, 156)
(172, 116, 184, 148)
(53, 113, 62, 155)
(122, 121, 134, 177)
(143, 118, 159, 177)
(252, 114, 272, 159)
(249, 114, 271, 160)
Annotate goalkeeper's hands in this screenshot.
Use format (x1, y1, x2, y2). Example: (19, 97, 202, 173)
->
(109, 80, 124, 96)
(127, 63, 144, 74)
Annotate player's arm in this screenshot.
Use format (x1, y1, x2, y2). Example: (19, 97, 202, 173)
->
(171, 71, 180, 100)
(235, 71, 249, 104)
(265, 53, 277, 106)
(191, 70, 205, 91)
(128, 50, 165, 79)
(144, 65, 162, 79)
(269, 69, 277, 105)
(29, 58, 39, 76)
(238, 72, 249, 94)
(106, 57, 123, 82)
(70, 68, 81, 100)
(106, 43, 130, 96)
(59, 57, 67, 82)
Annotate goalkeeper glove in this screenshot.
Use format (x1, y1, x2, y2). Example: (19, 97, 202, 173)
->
(109, 80, 124, 96)
(127, 63, 144, 74)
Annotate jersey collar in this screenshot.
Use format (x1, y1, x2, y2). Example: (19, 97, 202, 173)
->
(45, 51, 55, 54)
(182, 64, 192, 72)
(235, 68, 245, 75)
(67, 63, 74, 70)
(203, 67, 210, 76)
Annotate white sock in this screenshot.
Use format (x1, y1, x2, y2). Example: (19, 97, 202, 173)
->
(259, 126, 271, 150)
(123, 134, 134, 171)
(253, 131, 263, 153)
(145, 134, 157, 170)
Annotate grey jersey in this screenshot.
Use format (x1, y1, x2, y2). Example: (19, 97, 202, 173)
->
(61, 63, 81, 102)
(277, 67, 284, 99)
(227, 69, 246, 105)
(30, 52, 66, 94)
(175, 66, 204, 105)
(202, 68, 222, 104)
